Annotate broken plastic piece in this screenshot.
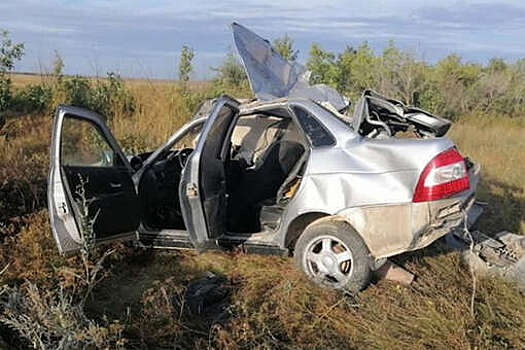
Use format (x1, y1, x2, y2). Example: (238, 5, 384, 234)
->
(447, 231, 525, 290)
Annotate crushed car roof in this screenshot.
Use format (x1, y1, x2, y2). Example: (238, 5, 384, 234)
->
(232, 22, 349, 112)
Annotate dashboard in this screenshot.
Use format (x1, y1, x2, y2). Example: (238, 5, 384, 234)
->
(137, 148, 194, 229)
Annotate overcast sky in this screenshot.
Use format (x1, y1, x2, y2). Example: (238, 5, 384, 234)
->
(2, 0, 525, 79)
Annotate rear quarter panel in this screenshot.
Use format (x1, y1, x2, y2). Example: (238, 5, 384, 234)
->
(300, 135, 456, 209)
(279, 134, 457, 256)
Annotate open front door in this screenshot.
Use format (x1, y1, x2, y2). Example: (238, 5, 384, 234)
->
(48, 105, 140, 255)
(179, 96, 239, 249)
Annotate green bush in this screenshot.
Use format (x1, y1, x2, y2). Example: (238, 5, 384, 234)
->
(305, 41, 525, 118)
(90, 73, 136, 119)
(58, 73, 136, 122)
(210, 49, 251, 98)
(6, 73, 136, 121)
(60, 75, 92, 109)
(12, 84, 53, 114)
(0, 76, 10, 113)
(0, 30, 24, 118)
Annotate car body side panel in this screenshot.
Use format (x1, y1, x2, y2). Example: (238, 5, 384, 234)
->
(337, 202, 430, 258)
(278, 157, 480, 257)
(310, 137, 455, 175)
(288, 125, 456, 212)
(275, 99, 472, 256)
(336, 174, 479, 259)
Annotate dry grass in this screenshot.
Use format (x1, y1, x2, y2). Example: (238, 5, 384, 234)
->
(9, 73, 50, 88)
(1, 76, 524, 349)
(450, 115, 525, 234)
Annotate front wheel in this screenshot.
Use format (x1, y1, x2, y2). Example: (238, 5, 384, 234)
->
(293, 218, 372, 292)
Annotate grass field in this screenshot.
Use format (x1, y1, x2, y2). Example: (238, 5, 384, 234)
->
(0, 74, 524, 349)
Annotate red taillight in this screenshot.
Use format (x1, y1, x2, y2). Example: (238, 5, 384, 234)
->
(413, 148, 469, 202)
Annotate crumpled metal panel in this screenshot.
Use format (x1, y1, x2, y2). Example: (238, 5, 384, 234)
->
(353, 90, 452, 137)
(232, 23, 348, 111)
(275, 99, 471, 255)
(232, 22, 305, 100)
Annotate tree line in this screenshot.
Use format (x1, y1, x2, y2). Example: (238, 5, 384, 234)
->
(305, 41, 525, 119)
(183, 34, 525, 119)
(1, 29, 524, 122)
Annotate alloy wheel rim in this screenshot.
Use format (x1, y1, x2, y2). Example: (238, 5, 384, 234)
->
(303, 235, 354, 287)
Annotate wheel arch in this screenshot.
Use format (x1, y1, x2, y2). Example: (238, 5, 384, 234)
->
(284, 211, 330, 250)
(285, 213, 374, 256)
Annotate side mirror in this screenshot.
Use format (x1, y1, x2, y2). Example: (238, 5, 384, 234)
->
(130, 156, 143, 171)
(101, 150, 114, 166)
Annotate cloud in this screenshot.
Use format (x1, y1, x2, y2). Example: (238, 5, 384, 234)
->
(1, 0, 525, 77)
(413, 2, 525, 29)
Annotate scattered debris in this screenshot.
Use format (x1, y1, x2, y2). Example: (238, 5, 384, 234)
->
(184, 272, 232, 325)
(446, 231, 525, 290)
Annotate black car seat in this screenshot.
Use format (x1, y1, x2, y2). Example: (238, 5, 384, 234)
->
(227, 139, 305, 232)
(250, 139, 304, 202)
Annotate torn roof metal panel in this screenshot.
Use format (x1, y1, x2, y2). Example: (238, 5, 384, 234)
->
(232, 22, 305, 100)
(231, 22, 348, 112)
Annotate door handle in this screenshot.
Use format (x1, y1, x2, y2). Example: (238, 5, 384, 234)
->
(109, 182, 122, 189)
(58, 202, 68, 215)
(186, 183, 198, 197)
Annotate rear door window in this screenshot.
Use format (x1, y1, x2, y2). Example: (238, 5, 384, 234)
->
(293, 107, 335, 147)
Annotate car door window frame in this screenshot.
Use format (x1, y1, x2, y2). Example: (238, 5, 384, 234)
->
(133, 117, 207, 183)
(60, 115, 126, 169)
(291, 105, 336, 147)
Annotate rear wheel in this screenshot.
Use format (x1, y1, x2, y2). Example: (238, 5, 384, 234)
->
(293, 218, 372, 292)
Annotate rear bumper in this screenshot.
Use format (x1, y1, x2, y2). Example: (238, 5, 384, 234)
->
(408, 193, 481, 253)
(338, 162, 482, 259)
(397, 161, 483, 255)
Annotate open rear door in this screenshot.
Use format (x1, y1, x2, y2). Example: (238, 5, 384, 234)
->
(179, 96, 239, 249)
(48, 105, 140, 255)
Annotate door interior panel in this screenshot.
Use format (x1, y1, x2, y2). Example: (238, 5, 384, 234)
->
(62, 166, 140, 239)
(199, 107, 235, 239)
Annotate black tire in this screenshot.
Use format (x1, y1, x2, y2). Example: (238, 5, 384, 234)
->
(293, 218, 372, 292)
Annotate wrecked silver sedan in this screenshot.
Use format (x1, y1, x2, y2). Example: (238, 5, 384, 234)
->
(48, 23, 484, 292)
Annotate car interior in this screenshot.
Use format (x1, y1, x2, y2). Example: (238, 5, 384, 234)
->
(137, 133, 199, 231)
(137, 106, 308, 236)
(225, 112, 307, 233)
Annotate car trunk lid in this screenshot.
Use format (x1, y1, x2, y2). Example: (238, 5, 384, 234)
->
(353, 90, 452, 138)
